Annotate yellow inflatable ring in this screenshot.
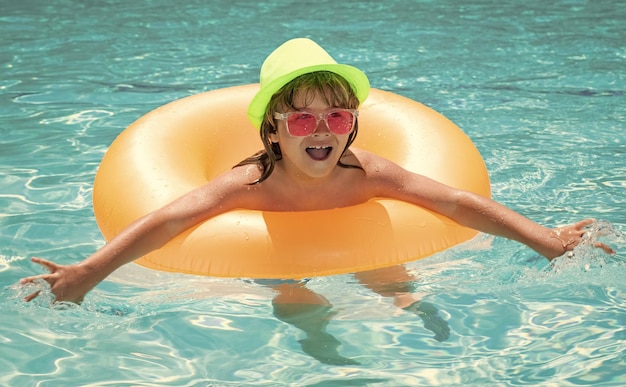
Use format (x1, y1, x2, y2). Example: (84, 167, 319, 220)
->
(93, 84, 490, 279)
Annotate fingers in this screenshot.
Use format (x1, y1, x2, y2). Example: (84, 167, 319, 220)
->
(20, 257, 60, 302)
(571, 220, 616, 255)
(19, 274, 45, 285)
(24, 290, 41, 302)
(554, 219, 597, 251)
(595, 242, 616, 255)
(31, 257, 60, 272)
(574, 218, 595, 230)
(19, 274, 52, 302)
(19, 257, 57, 286)
(19, 258, 59, 284)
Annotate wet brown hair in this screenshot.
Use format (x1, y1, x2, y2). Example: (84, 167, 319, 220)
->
(234, 71, 362, 184)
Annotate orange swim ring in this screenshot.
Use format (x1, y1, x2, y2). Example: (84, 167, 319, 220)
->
(93, 84, 490, 279)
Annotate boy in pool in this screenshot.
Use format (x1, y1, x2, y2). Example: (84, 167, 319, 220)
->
(20, 39, 609, 352)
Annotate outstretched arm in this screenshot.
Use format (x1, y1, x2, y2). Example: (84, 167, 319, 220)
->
(22, 205, 195, 303)
(20, 170, 254, 303)
(432, 190, 596, 259)
(373, 160, 612, 259)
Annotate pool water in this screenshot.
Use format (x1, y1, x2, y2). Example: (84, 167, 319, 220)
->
(2, 0, 625, 385)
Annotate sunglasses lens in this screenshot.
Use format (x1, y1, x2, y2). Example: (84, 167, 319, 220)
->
(287, 112, 317, 136)
(326, 110, 355, 134)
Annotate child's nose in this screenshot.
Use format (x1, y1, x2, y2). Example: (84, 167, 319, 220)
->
(312, 117, 331, 136)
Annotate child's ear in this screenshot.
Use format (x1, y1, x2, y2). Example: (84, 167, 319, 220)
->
(269, 131, 279, 143)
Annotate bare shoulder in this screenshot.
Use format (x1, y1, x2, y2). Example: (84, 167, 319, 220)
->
(184, 164, 266, 209)
(216, 163, 264, 187)
(349, 147, 448, 201)
(349, 148, 408, 177)
(218, 164, 268, 194)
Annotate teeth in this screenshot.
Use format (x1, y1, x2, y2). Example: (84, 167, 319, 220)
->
(308, 146, 329, 149)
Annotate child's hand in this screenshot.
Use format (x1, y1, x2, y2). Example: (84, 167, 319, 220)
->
(20, 257, 93, 304)
(550, 219, 615, 259)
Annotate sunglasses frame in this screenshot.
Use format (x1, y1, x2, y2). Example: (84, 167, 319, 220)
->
(274, 108, 359, 137)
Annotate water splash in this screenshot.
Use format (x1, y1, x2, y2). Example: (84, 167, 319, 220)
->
(551, 219, 625, 272)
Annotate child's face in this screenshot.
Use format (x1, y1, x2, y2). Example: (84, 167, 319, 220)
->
(269, 89, 353, 180)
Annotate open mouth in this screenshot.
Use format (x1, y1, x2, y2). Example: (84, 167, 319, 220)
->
(305, 146, 333, 161)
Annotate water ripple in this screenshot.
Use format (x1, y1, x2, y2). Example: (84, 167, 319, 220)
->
(2, 0, 625, 385)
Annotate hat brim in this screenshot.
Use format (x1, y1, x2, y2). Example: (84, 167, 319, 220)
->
(247, 63, 370, 129)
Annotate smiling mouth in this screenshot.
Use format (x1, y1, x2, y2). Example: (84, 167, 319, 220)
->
(306, 146, 333, 161)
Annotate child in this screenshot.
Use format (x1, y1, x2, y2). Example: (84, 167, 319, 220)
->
(21, 38, 606, 305)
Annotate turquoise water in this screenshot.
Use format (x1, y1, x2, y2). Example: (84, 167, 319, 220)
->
(2, 0, 625, 385)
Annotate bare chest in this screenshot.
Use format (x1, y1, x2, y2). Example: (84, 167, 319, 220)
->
(254, 175, 374, 212)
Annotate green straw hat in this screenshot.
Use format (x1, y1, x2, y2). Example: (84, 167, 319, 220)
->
(247, 38, 370, 129)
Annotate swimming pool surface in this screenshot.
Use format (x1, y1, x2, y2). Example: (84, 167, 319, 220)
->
(2, 0, 625, 385)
